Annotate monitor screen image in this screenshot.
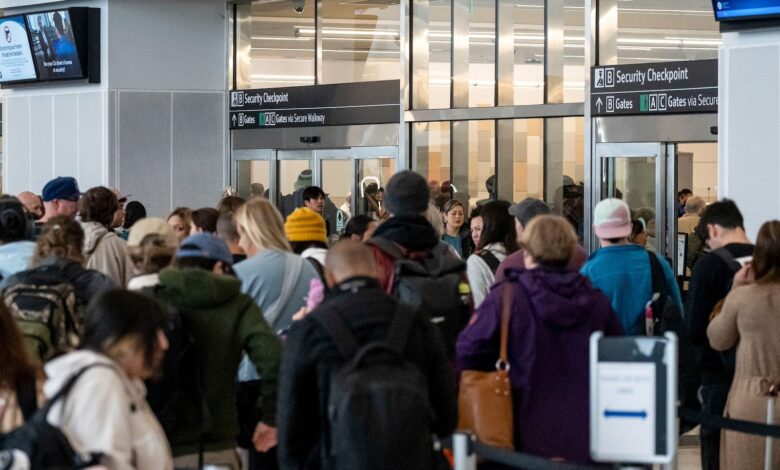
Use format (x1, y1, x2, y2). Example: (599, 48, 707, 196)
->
(26, 10, 83, 80)
(713, 0, 780, 21)
(0, 16, 37, 83)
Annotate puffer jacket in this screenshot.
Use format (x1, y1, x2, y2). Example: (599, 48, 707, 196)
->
(81, 221, 134, 287)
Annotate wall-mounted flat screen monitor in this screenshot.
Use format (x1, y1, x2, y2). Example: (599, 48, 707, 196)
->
(26, 9, 83, 80)
(712, 0, 780, 21)
(0, 15, 37, 83)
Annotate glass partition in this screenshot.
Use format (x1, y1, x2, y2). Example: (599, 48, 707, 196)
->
(247, 0, 316, 88)
(236, 160, 271, 200)
(320, 1, 400, 84)
(412, 122, 452, 207)
(278, 158, 312, 219)
(599, 0, 720, 65)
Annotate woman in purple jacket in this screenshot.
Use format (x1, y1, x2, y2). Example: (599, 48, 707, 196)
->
(456, 215, 622, 463)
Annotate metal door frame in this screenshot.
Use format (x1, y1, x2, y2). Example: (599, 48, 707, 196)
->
(232, 146, 398, 216)
(592, 142, 674, 261)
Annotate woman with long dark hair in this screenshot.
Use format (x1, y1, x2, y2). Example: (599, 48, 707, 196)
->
(466, 200, 518, 307)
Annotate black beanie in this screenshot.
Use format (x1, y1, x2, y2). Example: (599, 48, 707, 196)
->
(384, 170, 430, 216)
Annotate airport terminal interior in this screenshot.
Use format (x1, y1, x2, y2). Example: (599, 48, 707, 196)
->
(0, 0, 779, 469)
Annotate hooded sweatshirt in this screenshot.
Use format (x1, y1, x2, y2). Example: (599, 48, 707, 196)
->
(369, 215, 442, 292)
(457, 267, 622, 463)
(0, 241, 35, 279)
(155, 267, 282, 455)
(44, 350, 173, 470)
(81, 221, 134, 287)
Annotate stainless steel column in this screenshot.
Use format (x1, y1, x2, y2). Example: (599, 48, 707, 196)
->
(452, 121, 470, 204)
(235, 3, 252, 90)
(545, 0, 564, 104)
(496, 0, 515, 201)
(599, 0, 618, 65)
(412, 0, 430, 110)
(315, 0, 323, 84)
(451, 0, 470, 108)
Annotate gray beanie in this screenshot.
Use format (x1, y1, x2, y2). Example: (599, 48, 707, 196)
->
(384, 170, 430, 216)
(508, 198, 550, 227)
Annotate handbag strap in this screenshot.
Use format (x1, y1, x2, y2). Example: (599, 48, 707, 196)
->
(498, 282, 512, 366)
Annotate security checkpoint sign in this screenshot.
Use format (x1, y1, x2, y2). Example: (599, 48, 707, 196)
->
(591, 59, 718, 116)
(590, 333, 678, 464)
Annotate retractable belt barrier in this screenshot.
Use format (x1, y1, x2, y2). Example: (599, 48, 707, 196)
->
(442, 407, 780, 470)
(678, 407, 780, 438)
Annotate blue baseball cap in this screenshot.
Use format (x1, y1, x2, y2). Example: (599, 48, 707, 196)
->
(42, 177, 82, 202)
(176, 233, 233, 266)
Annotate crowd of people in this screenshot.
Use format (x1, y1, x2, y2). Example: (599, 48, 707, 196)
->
(0, 172, 777, 470)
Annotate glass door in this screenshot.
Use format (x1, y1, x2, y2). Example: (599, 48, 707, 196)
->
(593, 143, 676, 266)
(233, 146, 398, 235)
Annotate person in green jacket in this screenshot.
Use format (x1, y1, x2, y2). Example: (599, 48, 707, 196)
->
(152, 233, 282, 469)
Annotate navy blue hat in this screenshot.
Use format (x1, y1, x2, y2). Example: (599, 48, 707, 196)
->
(176, 233, 233, 266)
(42, 177, 81, 202)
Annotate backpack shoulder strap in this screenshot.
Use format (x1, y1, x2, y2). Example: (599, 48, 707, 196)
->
(386, 303, 417, 354)
(43, 363, 116, 413)
(15, 375, 38, 421)
(647, 250, 666, 295)
(476, 250, 501, 274)
(312, 306, 361, 359)
(306, 257, 326, 283)
(710, 247, 743, 273)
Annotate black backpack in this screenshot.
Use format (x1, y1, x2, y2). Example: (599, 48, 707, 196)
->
(2, 266, 80, 362)
(140, 286, 212, 445)
(475, 250, 501, 274)
(313, 305, 433, 470)
(0, 365, 110, 469)
(646, 251, 683, 336)
(369, 237, 471, 357)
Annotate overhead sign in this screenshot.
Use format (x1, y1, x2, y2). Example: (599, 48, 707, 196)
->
(229, 80, 400, 130)
(591, 59, 717, 116)
(590, 332, 678, 464)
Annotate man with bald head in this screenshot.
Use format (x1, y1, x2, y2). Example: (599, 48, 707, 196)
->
(17, 191, 44, 220)
(277, 240, 457, 469)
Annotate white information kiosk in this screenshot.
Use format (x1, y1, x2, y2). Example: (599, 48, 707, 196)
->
(590, 332, 678, 464)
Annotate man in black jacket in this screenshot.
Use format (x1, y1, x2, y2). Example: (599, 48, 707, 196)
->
(277, 240, 457, 470)
(684, 199, 753, 470)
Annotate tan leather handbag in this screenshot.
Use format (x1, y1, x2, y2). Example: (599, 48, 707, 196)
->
(457, 283, 514, 449)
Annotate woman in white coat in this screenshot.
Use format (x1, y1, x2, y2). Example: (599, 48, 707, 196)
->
(44, 289, 173, 470)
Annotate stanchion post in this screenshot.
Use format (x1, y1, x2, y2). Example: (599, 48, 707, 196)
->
(453, 432, 477, 470)
(765, 385, 777, 470)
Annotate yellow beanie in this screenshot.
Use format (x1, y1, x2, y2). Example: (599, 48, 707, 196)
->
(284, 207, 328, 244)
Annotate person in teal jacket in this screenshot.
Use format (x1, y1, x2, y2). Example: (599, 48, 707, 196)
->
(580, 199, 682, 335)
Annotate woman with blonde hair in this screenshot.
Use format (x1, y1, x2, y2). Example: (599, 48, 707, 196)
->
(0, 301, 40, 433)
(457, 215, 621, 463)
(233, 198, 317, 467)
(707, 220, 780, 469)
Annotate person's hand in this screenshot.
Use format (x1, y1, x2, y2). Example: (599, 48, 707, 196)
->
(733, 262, 754, 288)
(292, 306, 309, 322)
(252, 422, 277, 452)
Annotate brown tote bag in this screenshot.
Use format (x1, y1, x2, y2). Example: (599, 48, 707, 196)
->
(457, 283, 514, 449)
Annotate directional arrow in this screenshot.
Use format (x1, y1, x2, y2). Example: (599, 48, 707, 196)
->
(231, 114, 237, 126)
(604, 409, 648, 419)
(596, 97, 603, 112)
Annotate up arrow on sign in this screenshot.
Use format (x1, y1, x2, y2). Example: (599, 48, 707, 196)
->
(231, 114, 237, 126)
(596, 97, 603, 112)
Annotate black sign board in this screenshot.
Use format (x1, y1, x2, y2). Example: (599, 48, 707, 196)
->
(229, 79, 400, 130)
(590, 60, 717, 116)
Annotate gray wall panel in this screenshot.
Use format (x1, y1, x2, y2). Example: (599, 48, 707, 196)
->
(78, 92, 105, 189)
(29, 96, 53, 193)
(171, 92, 225, 209)
(118, 92, 172, 218)
(6, 97, 31, 194)
(52, 94, 79, 181)
(107, 90, 117, 187)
